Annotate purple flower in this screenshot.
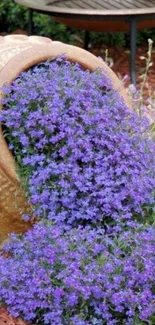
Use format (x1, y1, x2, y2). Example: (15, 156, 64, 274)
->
(0, 57, 155, 325)
(0, 224, 155, 324)
(0, 58, 154, 228)
(21, 214, 31, 222)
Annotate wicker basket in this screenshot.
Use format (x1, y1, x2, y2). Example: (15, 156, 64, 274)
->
(0, 35, 130, 245)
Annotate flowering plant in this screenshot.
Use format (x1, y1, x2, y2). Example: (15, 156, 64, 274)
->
(1, 58, 155, 227)
(0, 56, 155, 325)
(0, 223, 155, 325)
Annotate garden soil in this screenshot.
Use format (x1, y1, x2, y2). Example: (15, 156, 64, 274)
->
(91, 44, 155, 99)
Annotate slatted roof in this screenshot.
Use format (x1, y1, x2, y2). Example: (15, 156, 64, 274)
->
(49, 0, 155, 10)
(15, 0, 155, 16)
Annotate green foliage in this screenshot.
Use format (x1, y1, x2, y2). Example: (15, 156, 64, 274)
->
(0, 0, 27, 31)
(32, 14, 77, 43)
(137, 29, 155, 45)
(1, 0, 155, 47)
(90, 31, 126, 47)
(0, 0, 76, 43)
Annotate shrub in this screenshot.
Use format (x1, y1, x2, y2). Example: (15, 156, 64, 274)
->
(0, 223, 155, 324)
(1, 58, 155, 227)
(0, 0, 27, 32)
(1, 0, 155, 47)
(0, 0, 76, 43)
(0, 0, 126, 46)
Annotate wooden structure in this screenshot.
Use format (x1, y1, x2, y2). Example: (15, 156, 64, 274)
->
(15, 0, 155, 85)
(15, 0, 155, 84)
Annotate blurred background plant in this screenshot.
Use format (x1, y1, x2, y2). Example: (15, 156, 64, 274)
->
(127, 39, 155, 137)
(1, 0, 155, 47)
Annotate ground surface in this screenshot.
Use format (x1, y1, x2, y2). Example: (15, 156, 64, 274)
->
(91, 44, 155, 98)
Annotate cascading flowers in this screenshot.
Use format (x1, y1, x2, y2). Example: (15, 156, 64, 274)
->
(1, 57, 155, 227)
(0, 223, 155, 325)
(0, 57, 155, 325)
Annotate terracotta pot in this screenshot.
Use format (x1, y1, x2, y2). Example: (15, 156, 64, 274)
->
(0, 35, 130, 246)
(0, 307, 29, 325)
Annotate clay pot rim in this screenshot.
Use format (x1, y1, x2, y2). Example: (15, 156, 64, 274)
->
(0, 40, 130, 108)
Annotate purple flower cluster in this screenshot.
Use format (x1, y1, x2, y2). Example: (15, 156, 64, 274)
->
(0, 223, 155, 325)
(0, 58, 155, 325)
(1, 58, 155, 226)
